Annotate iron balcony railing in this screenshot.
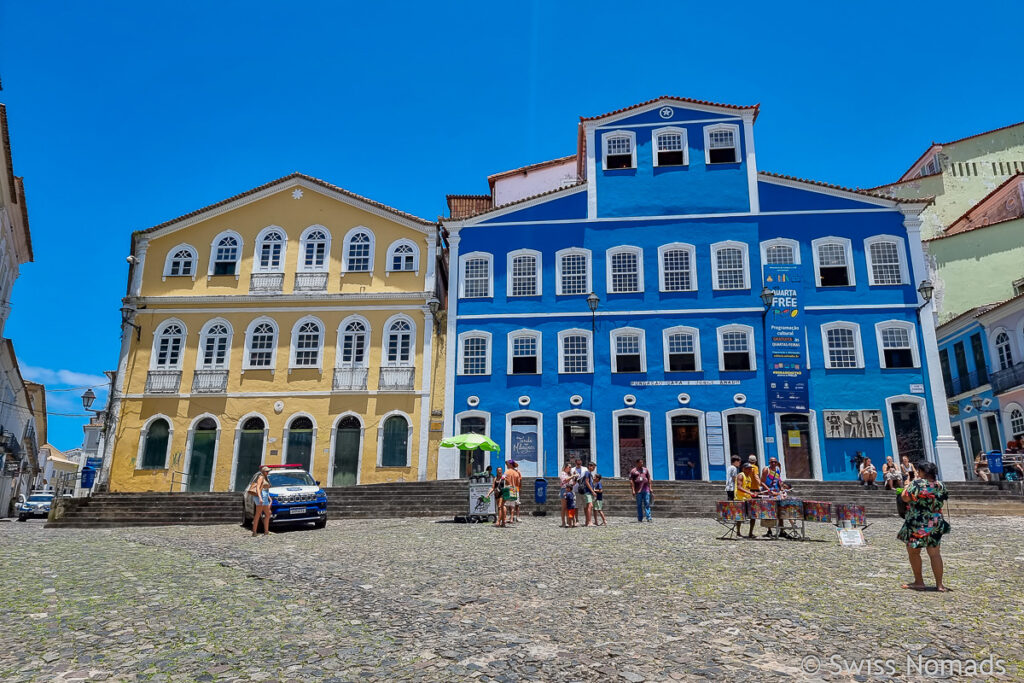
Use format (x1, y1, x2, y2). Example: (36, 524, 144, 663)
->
(295, 271, 328, 292)
(378, 366, 415, 391)
(192, 369, 229, 393)
(145, 370, 182, 394)
(947, 369, 989, 397)
(991, 362, 1024, 395)
(249, 272, 284, 294)
(333, 367, 369, 391)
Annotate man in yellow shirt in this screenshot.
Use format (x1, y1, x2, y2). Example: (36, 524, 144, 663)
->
(734, 461, 758, 538)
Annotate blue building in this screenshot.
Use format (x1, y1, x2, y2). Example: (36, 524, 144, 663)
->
(440, 96, 963, 482)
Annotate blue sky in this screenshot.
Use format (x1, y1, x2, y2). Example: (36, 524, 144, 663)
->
(3, 1, 1022, 449)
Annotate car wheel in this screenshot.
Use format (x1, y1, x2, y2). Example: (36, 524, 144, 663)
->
(17, 515, 26, 522)
(314, 519, 327, 529)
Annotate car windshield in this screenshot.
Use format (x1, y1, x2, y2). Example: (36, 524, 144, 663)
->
(28, 495, 53, 502)
(267, 471, 316, 487)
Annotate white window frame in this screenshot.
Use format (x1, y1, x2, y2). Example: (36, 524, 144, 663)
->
(457, 330, 492, 376)
(289, 315, 325, 370)
(875, 320, 920, 369)
(716, 324, 756, 372)
(196, 318, 233, 370)
(610, 327, 647, 373)
(253, 226, 288, 273)
(652, 126, 689, 167)
(602, 130, 637, 170)
(992, 327, 1016, 371)
(376, 409, 413, 468)
(283, 412, 319, 473)
(137, 413, 174, 471)
(506, 249, 542, 298)
(329, 412, 365, 486)
(382, 314, 416, 367)
(336, 314, 371, 368)
(557, 328, 594, 374)
(243, 316, 279, 372)
(163, 243, 198, 281)
(555, 247, 592, 296)
(663, 325, 702, 372)
(506, 329, 542, 375)
(722, 407, 764, 466)
(151, 319, 187, 371)
(298, 224, 331, 273)
(505, 410, 544, 476)
(208, 230, 243, 278)
(341, 226, 375, 275)
(657, 243, 697, 292)
(864, 235, 909, 286)
(710, 241, 750, 290)
(1004, 402, 1024, 439)
(759, 237, 801, 271)
(811, 237, 855, 287)
(384, 238, 420, 275)
(605, 245, 645, 294)
(703, 123, 741, 165)
(459, 251, 493, 299)
(821, 321, 864, 369)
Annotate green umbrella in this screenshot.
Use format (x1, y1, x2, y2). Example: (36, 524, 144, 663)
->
(440, 433, 501, 452)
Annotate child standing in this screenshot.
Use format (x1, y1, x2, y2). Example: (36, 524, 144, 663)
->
(593, 474, 607, 526)
(564, 484, 577, 528)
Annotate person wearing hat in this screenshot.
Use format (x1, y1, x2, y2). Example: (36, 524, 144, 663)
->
(747, 455, 762, 492)
(760, 457, 785, 538)
(734, 462, 758, 538)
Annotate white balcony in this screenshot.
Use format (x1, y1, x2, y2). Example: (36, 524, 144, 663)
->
(192, 369, 229, 393)
(295, 271, 328, 292)
(146, 370, 182, 394)
(333, 367, 369, 391)
(378, 366, 415, 391)
(249, 272, 284, 294)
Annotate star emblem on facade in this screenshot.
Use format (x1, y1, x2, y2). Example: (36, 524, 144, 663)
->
(291, 188, 304, 199)
(659, 107, 674, 119)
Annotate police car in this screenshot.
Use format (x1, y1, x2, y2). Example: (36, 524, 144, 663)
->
(17, 490, 55, 521)
(242, 464, 328, 529)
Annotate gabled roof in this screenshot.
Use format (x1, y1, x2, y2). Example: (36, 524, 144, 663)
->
(937, 302, 1002, 336)
(894, 119, 1024, 183)
(442, 181, 586, 223)
(579, 95, 760, 123)
(487, 155, 577, 188)
(943, 173, 1024, 236)
(138, 172, 434, 237)
(758, 171, 933, 205)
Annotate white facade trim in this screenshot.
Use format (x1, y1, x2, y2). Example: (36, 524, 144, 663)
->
(556, 409, 596, 472)
(229, 412, 269, 490)
(557, 328, 594, 374)
(651, 126, 689, 167)
(162, 243, 198, 281)
(759, 237, 801, 274)
(328, 411, 364, 486)
(874, 319, 921, 368)
(384, 237, 420, 275)
(710, 240, 750, 290)
(716, 324, 756, 371)
(663, 325, 702, 372)
(298, 224, 331, 272)
(864, 234, 910, 286)
(611, 407, 653, 477)
(253, 225, 288, 273)
(336, 314, 371, 368)
(610, 326, 647, 373)
(884, 394, 935, 463)
(506, 328, 542, 375)
(207, 230, 243, 278)
(457, 329, 492, 376)
(743, 114, 760, 213)
(137, 413, 174, 471)
(341, 226, 375, 276)
(505, 409, 544, 476)
(657, 242, 697, 292)
(555, 247, 592, 296)
(811, 236, 856, 288)
(601, 129, 637, 170)
(605, 245, 645, 293)
(195, 317, 234, 370)
(703, 123, 741, 165)
(381, 313, 416, 367)
(242, 315, 279, 372)
(772, 410, 823, 480)
(664, 408, 709, 481)
(181, 413, 222, 492)
(820, 320, 865, 369)
(506, 248, 543, 298)
(458, 251, 493, 299)
(151, 318, 187, 370)
(722, 407, 765, 467)
(288, 315, 326, 370)
(455, 409, 493, 470)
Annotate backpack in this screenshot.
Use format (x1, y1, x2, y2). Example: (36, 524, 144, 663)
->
(577, 470, 591, 495)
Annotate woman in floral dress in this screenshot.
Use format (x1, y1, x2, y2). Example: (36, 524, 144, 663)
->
(897, 461, 951, 592)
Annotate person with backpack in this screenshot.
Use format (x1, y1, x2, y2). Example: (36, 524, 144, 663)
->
(577, 462, 596, 526)
(593, 474, 607, 526)
(629, 458, 653, 523)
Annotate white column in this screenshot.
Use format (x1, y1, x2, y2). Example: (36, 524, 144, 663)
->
(439, 230, 461, 479)
(742, 111, 760, 214)
(417, 305, 433, 482)
(905, 210, 964, 480)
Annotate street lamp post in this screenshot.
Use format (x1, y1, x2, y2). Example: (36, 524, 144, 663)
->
(77, 388, 109, 497)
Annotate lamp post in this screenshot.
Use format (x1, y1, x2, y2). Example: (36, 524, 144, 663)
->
(120, 306, 142, 341)
(78, 387, 109, 497)
(587, 292, 600, 332)
(916, 280, 934, 311)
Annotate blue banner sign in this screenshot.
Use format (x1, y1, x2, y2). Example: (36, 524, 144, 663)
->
(510, 425, 539, 477)
(764, 265, 809, 412)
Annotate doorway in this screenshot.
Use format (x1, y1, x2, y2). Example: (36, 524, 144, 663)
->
(332, 416, 361, 486)
(286, 416, 314, 470)
(726, 413, 758, 464)
(187, 418, 217, 492)
(951, 424, 969, 479)
(670, 415, 702, 480)
(966, 419, 984, 461)
(617, 414, 647, 478)
(562, 415, 593, 468)
(234, 417, 265, 491)
(891, 401, 926, 462)
(984, 414, 1001, 452)
(510, 416, 539, 478)
(458, 416, 486, 477)
(779, 414, 813, 479)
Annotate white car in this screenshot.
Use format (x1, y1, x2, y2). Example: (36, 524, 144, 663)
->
(17, 491, 55, 521)
(242, 464, 328, 529)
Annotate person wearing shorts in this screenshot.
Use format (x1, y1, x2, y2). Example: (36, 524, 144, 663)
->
(565, 488, 577, 528)
(505, 460, 521, 524)
(593, 474, 607, 526)
(247, 465, 272, 537)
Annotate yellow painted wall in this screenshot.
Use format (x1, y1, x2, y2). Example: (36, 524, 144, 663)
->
(109, 180, 445, 492)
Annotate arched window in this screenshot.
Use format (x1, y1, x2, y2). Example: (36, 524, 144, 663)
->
(338, 318, 369, 367)
(380, 414, 410, 467)
(140, 417, 170, 469)
(602, 131, 636, 170)
(717, 325, 755, 371)
(812, 237, 854, 287)
(653, 127, 688, 167)
(460, 252, 493, 298)
(199, 321, 231, 369)
(1010, 408, 1024, 437)
(822, 322, 863, 369)
(458, 331, 491, 375)
(300, 226, 330, 271)
(245, 318, 278, 369)
(865, 236, 907, 286)
(255, 228, 286, 272)
(606, 246, 643, 293)
(611, 327, 646, 373)
(558, 329, 593, 374)
(664, 326, 701, 372)
(164, 244, 197, 279)
(711, 242, 749, 290)
(760, 238, 800, 266)
(508, 249, 541, 297)
(658, 243, 696, 292)
(285, 416, 315, 470)
(996, 332, 1014, 370)
(386, 240, 419, 273)
(291, 318, 323, 368)
(210, 232, 241, 276)
(556, 248, 591, 296)
(875, 321, 919, 369)
(385, 318, 413, 365)
(507, 330, 541, 375)
(704, 124, 739, 164)
(153, 321, 185, 369)
(343, 228, 374, 273)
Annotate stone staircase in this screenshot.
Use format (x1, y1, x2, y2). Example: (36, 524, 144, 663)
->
(45, 479, 1024, 529)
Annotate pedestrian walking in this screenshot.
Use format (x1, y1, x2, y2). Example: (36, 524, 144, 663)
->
(898, 461, 951, 592)
(593, 474, 607, 526)
(629, 458, 653, 522)
(576, 462, 596, 526)
(558, 463, 571, 527)
(492, 467, 507, 527)
(725, 455, 740, 500)
(246, 465, 272, 537)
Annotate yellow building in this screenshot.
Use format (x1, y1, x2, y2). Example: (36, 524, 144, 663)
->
(108, 173, 446, 492)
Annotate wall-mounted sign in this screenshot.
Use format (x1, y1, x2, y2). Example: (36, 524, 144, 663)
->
(910, 383, 925, 394)
(823, 410, 884, 439)
(631, 380, 741, 387)
(764, 265, 809, 412)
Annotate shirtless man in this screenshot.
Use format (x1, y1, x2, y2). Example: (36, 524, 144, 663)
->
(505, 460, 522, 524)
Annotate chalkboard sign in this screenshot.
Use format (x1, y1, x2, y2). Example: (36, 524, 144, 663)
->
(837, 528, 865, 546)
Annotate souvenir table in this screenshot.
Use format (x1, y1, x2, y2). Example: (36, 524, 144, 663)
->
(714, 497, 868, 541)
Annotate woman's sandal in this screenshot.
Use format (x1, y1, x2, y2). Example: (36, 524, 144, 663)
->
(900, 583, 927, 591)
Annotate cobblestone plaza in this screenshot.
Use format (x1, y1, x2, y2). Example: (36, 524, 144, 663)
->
(1, 517, 1021, 682)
